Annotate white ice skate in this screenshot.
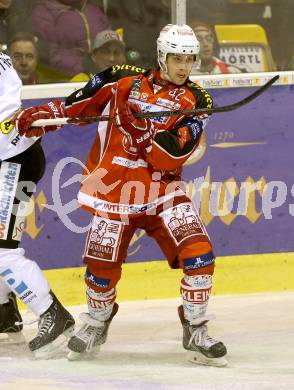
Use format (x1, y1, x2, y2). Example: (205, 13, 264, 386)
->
(67, 302, 118, 361)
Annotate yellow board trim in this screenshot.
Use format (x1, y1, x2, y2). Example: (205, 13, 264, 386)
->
(19, 252, 294, 308)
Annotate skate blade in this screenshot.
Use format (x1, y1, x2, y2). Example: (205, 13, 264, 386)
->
(67, 345, 101, 361)
(0, 332, 26, 345)
(187, 350, 228, 367)
(33, 326, 75, 360)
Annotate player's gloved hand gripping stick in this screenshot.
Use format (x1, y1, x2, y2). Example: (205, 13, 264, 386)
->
(114, 101, 155, 152)
(12, 101, 65, 137)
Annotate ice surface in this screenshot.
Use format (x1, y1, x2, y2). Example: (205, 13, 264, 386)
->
(1, 292, 294, 390)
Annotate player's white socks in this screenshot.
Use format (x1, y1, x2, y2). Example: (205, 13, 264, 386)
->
(180, 274, 212, 322)
(86, 286, 116, 322)
(0, 247, 53, 316)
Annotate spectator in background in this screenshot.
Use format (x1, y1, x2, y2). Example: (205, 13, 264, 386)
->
(32, 0, 111, 78)
(0, 0, 33, 51)
(71, 30, 126, 82)
(7, 32, 41, 85)
(190, 22, 245, 74)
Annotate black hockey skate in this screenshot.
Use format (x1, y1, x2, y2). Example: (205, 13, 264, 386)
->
(67, 302, 119, 361)
(178, 305, 227, 367)
(29, 293, 75, 359)
(0, 293, 24, 343)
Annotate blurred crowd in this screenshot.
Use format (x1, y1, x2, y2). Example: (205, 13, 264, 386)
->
(0, 0, 293, 84)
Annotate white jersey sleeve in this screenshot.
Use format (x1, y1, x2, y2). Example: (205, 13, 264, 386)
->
(0, 52, 37, 161)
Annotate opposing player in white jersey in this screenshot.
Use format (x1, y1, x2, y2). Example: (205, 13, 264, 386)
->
(0, 52, 74, 358)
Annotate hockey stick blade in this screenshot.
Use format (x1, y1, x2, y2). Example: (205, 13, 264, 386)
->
(31, 75, 279, 127)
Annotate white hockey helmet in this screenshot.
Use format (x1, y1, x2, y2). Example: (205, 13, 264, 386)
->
(157, 24, 200, 76)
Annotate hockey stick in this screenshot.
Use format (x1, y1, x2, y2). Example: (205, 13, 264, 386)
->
(31, 75, 279, 127)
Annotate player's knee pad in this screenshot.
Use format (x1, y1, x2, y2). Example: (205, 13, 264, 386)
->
(84, 265, 121, 292)
(178, 241, 215, 276)
(0, 247, 51, 314)
(181, 274, 212, 321)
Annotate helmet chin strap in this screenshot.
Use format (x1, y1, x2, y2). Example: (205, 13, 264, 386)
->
(158, 60, 172, 82)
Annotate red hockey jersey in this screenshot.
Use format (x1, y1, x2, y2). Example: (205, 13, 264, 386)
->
(64, 64, 213, 218)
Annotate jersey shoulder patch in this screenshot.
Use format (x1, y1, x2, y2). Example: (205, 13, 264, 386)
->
(186, 81, 213, 109)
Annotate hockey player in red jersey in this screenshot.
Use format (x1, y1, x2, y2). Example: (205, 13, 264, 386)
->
(14, 24, 227, 366)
